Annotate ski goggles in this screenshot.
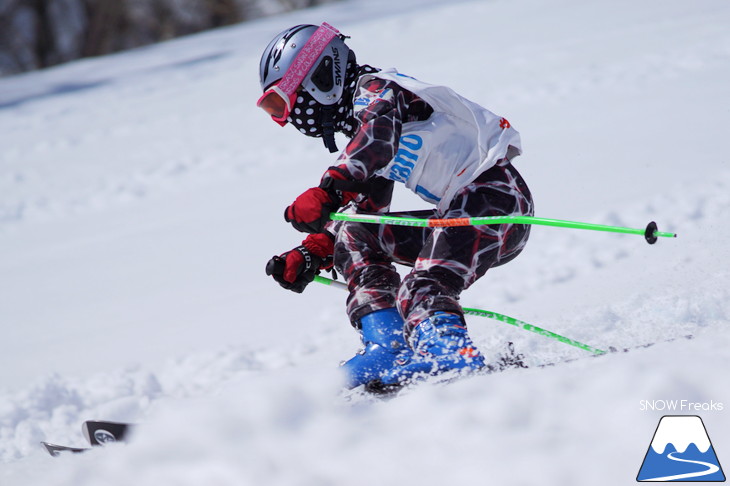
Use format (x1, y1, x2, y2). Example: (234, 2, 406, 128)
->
(256, 83, 298, 126)
(256, 22, 340, 126)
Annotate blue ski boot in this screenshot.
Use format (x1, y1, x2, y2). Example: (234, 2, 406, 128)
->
(340, 308, 414, 389)
(371, 311, 486, 391)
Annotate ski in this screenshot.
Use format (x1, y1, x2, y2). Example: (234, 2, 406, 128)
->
(349, 334, 695, 400)
(82, 420, 132, 445)
(42, 420, 133, 457)
(41, 441, 89, 457)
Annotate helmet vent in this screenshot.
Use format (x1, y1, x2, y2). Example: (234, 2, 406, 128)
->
(311, 56, 334, 92)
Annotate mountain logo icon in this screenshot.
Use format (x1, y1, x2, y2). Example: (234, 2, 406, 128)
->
(637, 415, 725, 482)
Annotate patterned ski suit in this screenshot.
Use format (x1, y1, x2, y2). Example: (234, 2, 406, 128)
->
(323, 69, 534, 337)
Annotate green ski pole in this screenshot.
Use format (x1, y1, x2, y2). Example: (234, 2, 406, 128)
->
(329, 212, 676, 244)
(313, 275, 605, 355)
(461, 307, 605, 355)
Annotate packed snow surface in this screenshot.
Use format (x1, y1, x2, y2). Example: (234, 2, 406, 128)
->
(1, 0, 729, 484)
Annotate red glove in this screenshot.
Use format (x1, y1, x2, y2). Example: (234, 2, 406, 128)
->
(285, 169, 358, 234)
(265, 233, 335, 293)
(285, 187, 339, 234)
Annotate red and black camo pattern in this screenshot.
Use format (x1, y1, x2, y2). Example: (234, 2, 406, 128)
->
(329, 78, 433, 182)
(333, 160, 534, 336)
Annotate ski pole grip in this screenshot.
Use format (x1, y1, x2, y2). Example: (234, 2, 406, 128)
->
(644, 221, 658, 245)
(265, 255, 286, 276)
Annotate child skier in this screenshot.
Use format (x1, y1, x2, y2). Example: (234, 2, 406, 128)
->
(260, 23, 534, 391)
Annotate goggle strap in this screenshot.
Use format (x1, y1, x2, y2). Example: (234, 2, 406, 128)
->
(277, 23, 340, 98)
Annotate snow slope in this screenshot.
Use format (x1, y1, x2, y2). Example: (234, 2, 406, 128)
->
(1, 0, 729, 484)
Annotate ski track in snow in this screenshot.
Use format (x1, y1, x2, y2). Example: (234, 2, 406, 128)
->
(1, 0, 729, 484)
(0, 334, 340, 462)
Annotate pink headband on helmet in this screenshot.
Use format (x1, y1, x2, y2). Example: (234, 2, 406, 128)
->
(276, 22, 340, 98)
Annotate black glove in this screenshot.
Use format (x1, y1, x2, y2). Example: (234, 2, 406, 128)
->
(265, 233, 334, 293)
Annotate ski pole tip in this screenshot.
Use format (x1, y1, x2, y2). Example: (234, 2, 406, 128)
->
(645, 221, 678, 244)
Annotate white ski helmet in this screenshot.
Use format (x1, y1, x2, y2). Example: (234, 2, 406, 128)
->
(259, 23, 352, 107)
